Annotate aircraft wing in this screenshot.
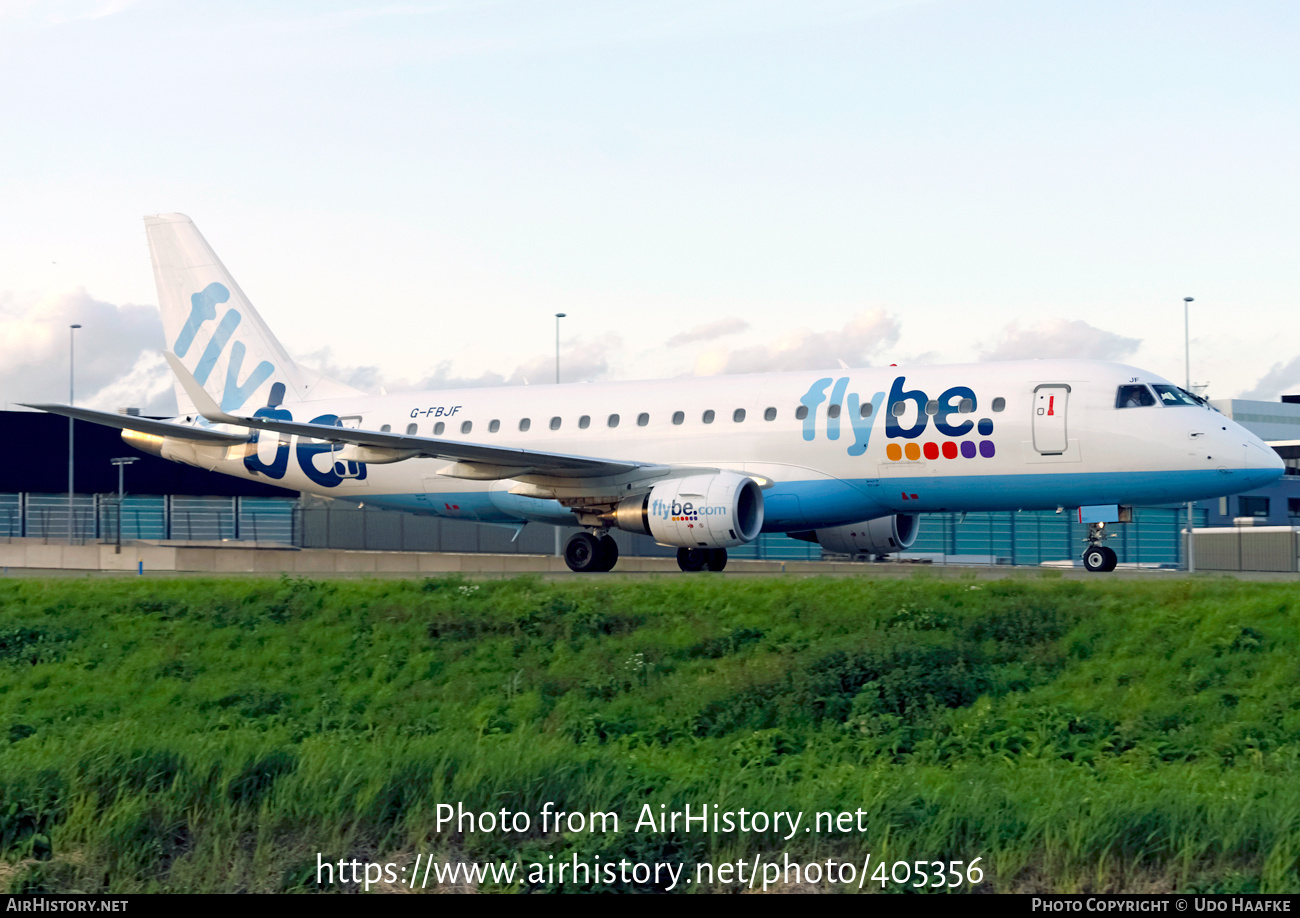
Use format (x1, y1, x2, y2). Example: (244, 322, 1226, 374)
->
(20, 403, 251, 445)
(163, 352, 646, 480)
(212, 413, 644, 479)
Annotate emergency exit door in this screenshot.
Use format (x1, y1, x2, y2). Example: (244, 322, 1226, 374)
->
(1033, 385, 1069, 454)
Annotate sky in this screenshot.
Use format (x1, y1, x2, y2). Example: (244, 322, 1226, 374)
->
(0, 0, 1297, 415)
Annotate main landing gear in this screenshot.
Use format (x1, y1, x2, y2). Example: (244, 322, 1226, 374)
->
(676, 547, 728, 572)
(1082, 522, 1118, 573)
(561, 532, 729, 573)
(564, 531, 619, 573)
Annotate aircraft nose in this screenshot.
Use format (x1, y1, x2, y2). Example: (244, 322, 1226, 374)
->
(1248, 440, 1285, 473)
(1240, 438, 1284, 488)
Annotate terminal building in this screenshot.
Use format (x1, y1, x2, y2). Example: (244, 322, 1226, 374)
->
(2, 395, 1298, 570)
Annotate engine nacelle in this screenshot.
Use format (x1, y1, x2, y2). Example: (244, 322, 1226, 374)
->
(609, 472, 764, 548)
(792, 514, 919, 555)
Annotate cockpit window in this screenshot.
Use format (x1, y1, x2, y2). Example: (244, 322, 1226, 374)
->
(1116, 385, 1157, 408)
(1152, 384, 1201, 407)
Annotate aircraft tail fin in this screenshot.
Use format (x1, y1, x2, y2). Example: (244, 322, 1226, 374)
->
(144, 214, 362, 415)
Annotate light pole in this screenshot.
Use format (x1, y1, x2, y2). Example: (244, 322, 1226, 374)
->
(68, 323, 81, 544)
(555, 313, 566, 384)
(111, 457, 138, 554)
(1184, 297, 1195, 573)
(554, 312, 566, 557)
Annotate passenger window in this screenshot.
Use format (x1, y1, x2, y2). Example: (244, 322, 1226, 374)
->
(795, 406, 809, 420)
(461, 420, 472, 434)
(608, 414, 620, 428)
(925, 400, 939, 416)
(859, 403, 872, 418)
(959, 398, 974, 413)
(891, 402, 906, 417)
(991, 398, 1005, 412)
(488, 419, 500, 433)
(1116, 385, 1157, 408)
(433, 422, 445, 435)
(733, 408, 746, 423)
(550, 416, 562, 430)
(578, 415, 590, 429)
(637, 412, 649, 427)
(764, 407, 777, 421)
(703, 410, 715, 424)
(827, 404, 841, 419)
(519, 418, 531, 432)
(380, 424, 391, 432)
(672, 411, 685, 425)
(406, 423, 417, 435)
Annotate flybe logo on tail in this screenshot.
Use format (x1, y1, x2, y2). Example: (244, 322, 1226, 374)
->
(174, 282, 276, 413)
(800, 375, 997, 460)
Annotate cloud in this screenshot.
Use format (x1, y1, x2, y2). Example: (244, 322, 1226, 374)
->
(0, 289, 171, 413)
(0, 0, 138, 27)
(1240, 356, 1300, 401)
(665, 318, 749, 347)
(693, 308, 901, 375)
(296, 334, 621, 393)
(295, 347, 388, 392)
(0, 297, 900, 417)
(83, 351, 176, 416)
(978, 319, 1140, 362)
(423, 332, 621, 388)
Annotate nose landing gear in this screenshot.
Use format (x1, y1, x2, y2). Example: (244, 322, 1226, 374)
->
(1082, 522, 1118, 573)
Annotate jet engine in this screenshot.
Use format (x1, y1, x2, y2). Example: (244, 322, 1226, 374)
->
(789, 514, 919, 555)
(607, 471, 764, 548)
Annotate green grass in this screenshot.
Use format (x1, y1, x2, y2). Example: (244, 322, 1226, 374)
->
(2, 573, 1299, 892)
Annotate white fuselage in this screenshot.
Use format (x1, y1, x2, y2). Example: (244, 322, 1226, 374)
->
(148, 359, 1283, 532)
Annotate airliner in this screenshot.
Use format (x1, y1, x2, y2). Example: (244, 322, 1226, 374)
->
(27, 215, 1284, 573)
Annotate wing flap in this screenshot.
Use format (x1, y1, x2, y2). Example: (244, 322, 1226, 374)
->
(209, 413, 642, 478)
(21, 404, 251, 445)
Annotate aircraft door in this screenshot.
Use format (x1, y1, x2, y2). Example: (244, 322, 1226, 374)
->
(1033, 385, 1070, 454)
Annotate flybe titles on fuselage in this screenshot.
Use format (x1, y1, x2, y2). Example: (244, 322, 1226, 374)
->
(242, 408, 366, 488)
(800, 376, 997, 461)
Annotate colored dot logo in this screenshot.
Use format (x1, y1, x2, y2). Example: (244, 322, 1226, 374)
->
(885, 418, 996, 461)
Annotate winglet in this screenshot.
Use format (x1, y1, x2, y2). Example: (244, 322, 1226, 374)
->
(163, 351, 243, 425)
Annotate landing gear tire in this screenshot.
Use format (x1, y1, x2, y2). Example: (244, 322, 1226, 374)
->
(564, 532, 601, 572)
(1083, 545, 1117, 573)
(677, 547, 707, 572)
(677, 547, 727, 572)
(596, 534, 619, 572)
(565, 532, 619, 572)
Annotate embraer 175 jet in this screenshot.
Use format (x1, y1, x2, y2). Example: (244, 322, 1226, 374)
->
(28, 215, 1284, 573)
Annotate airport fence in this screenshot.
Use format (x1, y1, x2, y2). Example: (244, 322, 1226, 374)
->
(902, 506, 1205, 567)
(0, 492, 1206, 567)
(0, 493, 296, 545)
